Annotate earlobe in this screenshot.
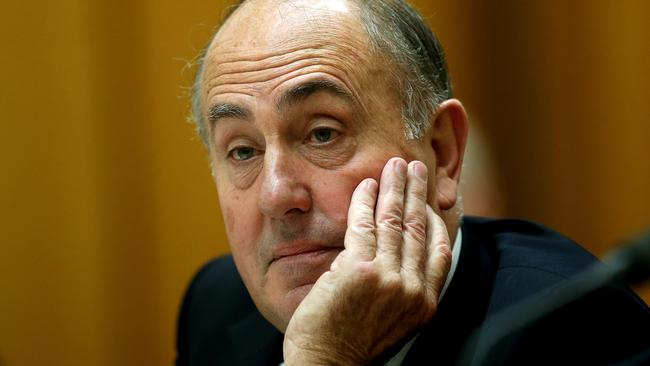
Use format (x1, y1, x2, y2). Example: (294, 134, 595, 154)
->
(436, 176, 458, 210)
(429, 99, 468, 211)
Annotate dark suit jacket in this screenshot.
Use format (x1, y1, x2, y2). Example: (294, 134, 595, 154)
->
(176, 217, 650, 365)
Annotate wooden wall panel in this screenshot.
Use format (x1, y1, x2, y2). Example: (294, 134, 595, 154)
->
(1, 0, 232, 364)
(1, 0, 109, 364)
(413, 0, 650, 297)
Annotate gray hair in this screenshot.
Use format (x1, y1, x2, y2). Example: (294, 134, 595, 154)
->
(190, 0, 452, 146)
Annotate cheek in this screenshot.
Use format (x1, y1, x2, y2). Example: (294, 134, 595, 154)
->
(219, 187, 263, 259)
(220, 190, 267, 289)
(311, 158, 387, 222)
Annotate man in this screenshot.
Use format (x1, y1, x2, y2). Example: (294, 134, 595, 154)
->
(176, 0, 649, 365)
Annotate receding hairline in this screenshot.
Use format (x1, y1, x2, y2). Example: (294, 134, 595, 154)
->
(208, 0, 369, 51)
(191, 0, 452, 146)
(196, 0, 388, 129)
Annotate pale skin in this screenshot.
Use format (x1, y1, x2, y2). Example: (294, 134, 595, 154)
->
(201, 0, 468, 364)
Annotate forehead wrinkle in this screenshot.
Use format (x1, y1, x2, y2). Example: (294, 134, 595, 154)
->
(203, 18, 376, 122)
(206, 44, 320, 66)
(275, 78, 356, 112)
(207, 10, 371, 71)
(205, 39, 368, 80)
(203, 51, 370, 114)
(206, 65, 367, 121)
(205, 57, 354, 100)
(209, 6, 368, 56)
(207, 55, 340, 90)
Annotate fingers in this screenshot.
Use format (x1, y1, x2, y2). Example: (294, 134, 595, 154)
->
(400, 161, 428, 277)
(424, 205, 453, 298)
(374, 158, 408, 272)
(344, 178, 379, 261)
(345, 156, 451, 299)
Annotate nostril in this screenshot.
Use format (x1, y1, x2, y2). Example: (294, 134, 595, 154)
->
(286, 207, 307, 215)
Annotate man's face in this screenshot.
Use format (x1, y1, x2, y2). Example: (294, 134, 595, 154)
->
(201, 0, 436, 331)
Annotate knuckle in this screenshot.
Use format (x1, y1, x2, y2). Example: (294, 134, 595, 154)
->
(377, 209, 403, 233)
(381, 272, 402, 292)
(403, 279, 424, 299)
(408, 184, 427, 201)
(423, 278, 443, 301)
(436, 242, 453, 264)
(403, 216, 426, 242)
(349, 219, 375, 236)
(416, 287, 438, 314)
(400, 260, 422, 274)
(358, 201, 375, 214)
(433, 233, 451, 250)
(352, 261, 380, 283)
(351, 202, 375, 221)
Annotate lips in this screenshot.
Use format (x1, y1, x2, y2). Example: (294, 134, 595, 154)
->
(268, 241, 343, 290)
(271, 242, 342, 263)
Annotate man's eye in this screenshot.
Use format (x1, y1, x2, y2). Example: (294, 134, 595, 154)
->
(229, 146, 256, 161)
(309, 128, 339, 144)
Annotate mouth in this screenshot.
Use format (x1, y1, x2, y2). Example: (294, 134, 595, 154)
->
(267, 242, 343, 293)
(271, 243, 343, 265)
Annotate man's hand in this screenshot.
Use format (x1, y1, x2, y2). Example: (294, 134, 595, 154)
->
(283, 158, 453, 365)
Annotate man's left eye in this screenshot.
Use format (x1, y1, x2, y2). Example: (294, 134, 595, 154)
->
(309, 128, 340, 144)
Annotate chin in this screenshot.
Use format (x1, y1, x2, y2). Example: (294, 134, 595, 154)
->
(263, 282, 316, 333)
(286, 282, 314, 308)
(260, 249, 340, 329)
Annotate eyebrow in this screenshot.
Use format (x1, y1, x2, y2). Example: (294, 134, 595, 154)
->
(276, 79, 356, 111)
(207, 79, 356, 126)
(208, 103, 251, 125)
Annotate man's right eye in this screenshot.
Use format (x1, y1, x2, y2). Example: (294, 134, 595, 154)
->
(229, 146, 256, 161)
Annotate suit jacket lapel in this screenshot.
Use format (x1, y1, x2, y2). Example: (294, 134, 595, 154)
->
(226, 309, 284, 366)
(403, 219, 497, 365)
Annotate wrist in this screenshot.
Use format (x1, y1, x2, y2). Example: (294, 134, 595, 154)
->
(283, 338, 366, 366)
(284, 351, 364, 366)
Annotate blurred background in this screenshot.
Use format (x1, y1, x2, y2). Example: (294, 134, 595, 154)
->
(1, 0, 648, 364)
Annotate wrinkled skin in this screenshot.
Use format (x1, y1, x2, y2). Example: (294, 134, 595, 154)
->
(283, 159, 454, 364)
(200, 0, 468, 363)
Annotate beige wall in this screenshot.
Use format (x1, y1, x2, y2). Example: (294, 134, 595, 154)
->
(1, 0, 648, 364)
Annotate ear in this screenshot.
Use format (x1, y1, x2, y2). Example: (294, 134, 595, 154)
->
(428, 99, 468, 211)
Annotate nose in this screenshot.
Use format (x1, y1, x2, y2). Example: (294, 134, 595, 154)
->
(258, 148, 312, 218)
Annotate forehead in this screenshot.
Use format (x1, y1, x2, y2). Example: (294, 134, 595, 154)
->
(206, 0, 370, 63)
(199, 0, 399, 126)
(224, 0, 359, 38)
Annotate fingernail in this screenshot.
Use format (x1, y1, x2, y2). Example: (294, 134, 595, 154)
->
(394, 158, 407, 177)
(414, 162, 427, 180)
(365, 178, 377, 192)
